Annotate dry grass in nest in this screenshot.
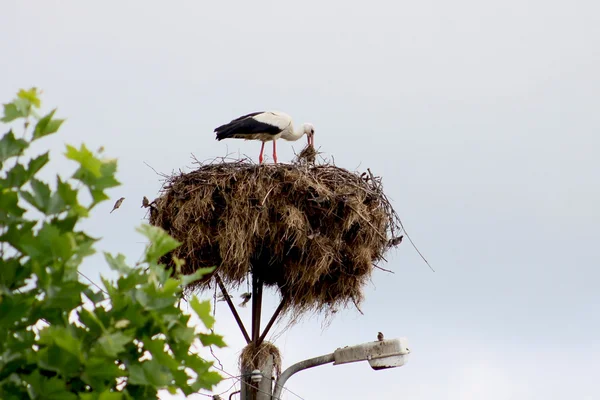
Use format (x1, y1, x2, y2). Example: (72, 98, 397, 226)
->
(148, 155, 403, 316)
(294, 144, 318, 164)
(239, 341, 282, 377)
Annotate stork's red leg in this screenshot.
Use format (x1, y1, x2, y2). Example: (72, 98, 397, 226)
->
(272, 140, 278, 163)
(259, 142, 265, 164)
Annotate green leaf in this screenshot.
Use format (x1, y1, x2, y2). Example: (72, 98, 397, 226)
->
(72, 157, 120, 204)
(65, 144, 102, 177)
(2, 153, 50, 188)
(33, 109, 64, 140)
(161, 278, 181, 297)
(0, 189, 25, 222)
(0, 295, 32, 330)
(172, 325, 195, 344)
(1, 103, 23, 122)
(43, 177, 75, 215)
(23, 371, 77, 400)
(180, 267, 215, 286)
(128, 360, 174, 387)
(82, 288, 106, 305)
(57, 176, 78, 204)
(135, 287, 175, 310)
(104, 253, 132, 275)
(127, 365, 149, 386)
(116, 272, 143, 292)
(82, 357, 123, 388)
(21, 178, 52, 213)
(144, 338, 179, 371)
(17, 87, 41, 108)
(28, 151, 50, 175)
(37, 345, 82, 377)
(43, 280, 88, 311)
(191, 371, 223, 391)
(136, 224, 181, 263)
(78, 308, 105, 334)
(1, 89, 40, 122)
(21, 222, 74, 264)
(99, 391, 125, 400)
(0, 131, 28, 166)
(199, 333, 226, 348)
(190, 298, 215, 329)
(39, 326, 83, 360)
(140, 359, 172, 387)
(96, 331, 132, 357)
(0, 256, 29, 289)
(3, 163, 26, 187)
(79, 394, 99, 400)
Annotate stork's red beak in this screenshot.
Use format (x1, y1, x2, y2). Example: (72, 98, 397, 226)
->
(307, 134, 314, 147)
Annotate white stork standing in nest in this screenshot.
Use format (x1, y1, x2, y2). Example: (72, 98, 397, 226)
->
(214, 111, 315, 164)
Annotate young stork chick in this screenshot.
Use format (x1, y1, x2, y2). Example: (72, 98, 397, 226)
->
(214, 111, 315, 164)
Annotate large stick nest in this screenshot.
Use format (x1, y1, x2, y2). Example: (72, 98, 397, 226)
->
(149, 156, 402, 316)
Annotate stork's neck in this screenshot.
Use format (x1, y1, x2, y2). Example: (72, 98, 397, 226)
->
(281, 123, 304, 141)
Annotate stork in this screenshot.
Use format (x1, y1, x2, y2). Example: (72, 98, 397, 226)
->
(214, 111, 314, 164)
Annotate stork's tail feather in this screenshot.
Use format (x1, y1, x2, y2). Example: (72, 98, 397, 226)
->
(214, 122, 241, 141)
(215, 130, 235, 141)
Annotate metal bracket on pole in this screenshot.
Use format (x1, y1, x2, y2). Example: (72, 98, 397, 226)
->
(215, 274, 251, 344)
(256, 298, 285, 347)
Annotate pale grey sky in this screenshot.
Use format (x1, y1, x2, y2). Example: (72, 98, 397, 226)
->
(2, 1, 599, 399)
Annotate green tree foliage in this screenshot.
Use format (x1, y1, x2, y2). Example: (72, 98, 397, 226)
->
(0, 89, 225, 399)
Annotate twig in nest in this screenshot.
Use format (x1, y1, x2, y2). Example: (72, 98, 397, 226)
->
(144, 161, 168, 178)
(374, 264, 394, 274)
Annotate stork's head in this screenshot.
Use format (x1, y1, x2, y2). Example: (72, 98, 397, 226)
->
(303, 123, 315, 146)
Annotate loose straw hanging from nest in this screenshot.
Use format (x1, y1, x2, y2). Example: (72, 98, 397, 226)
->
(239, 341, 282, 378)
(149, 155, 402, 317)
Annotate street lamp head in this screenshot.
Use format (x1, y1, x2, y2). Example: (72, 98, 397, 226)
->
(333, 337, 410, 370)
(368, 352, 410, 370)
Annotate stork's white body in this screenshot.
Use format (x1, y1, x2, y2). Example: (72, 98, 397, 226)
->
(238, 111, 291, 142)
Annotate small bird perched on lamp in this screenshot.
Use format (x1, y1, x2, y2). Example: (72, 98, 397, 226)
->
(377, 332, 384, 341)
(214, 111, 315, 164)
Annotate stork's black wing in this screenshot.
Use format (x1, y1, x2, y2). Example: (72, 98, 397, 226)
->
(214, 111, 283, 140)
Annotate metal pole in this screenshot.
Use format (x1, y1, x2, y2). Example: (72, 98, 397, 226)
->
(240, 365, 252, 400)
(241, 273, 265, 400)
(272, 353, 335, 400)
(251, 274, 263, 342)
(256, 354, 273, 400)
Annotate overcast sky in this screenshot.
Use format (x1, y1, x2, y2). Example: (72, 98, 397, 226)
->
(2, 1, 599, 399)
